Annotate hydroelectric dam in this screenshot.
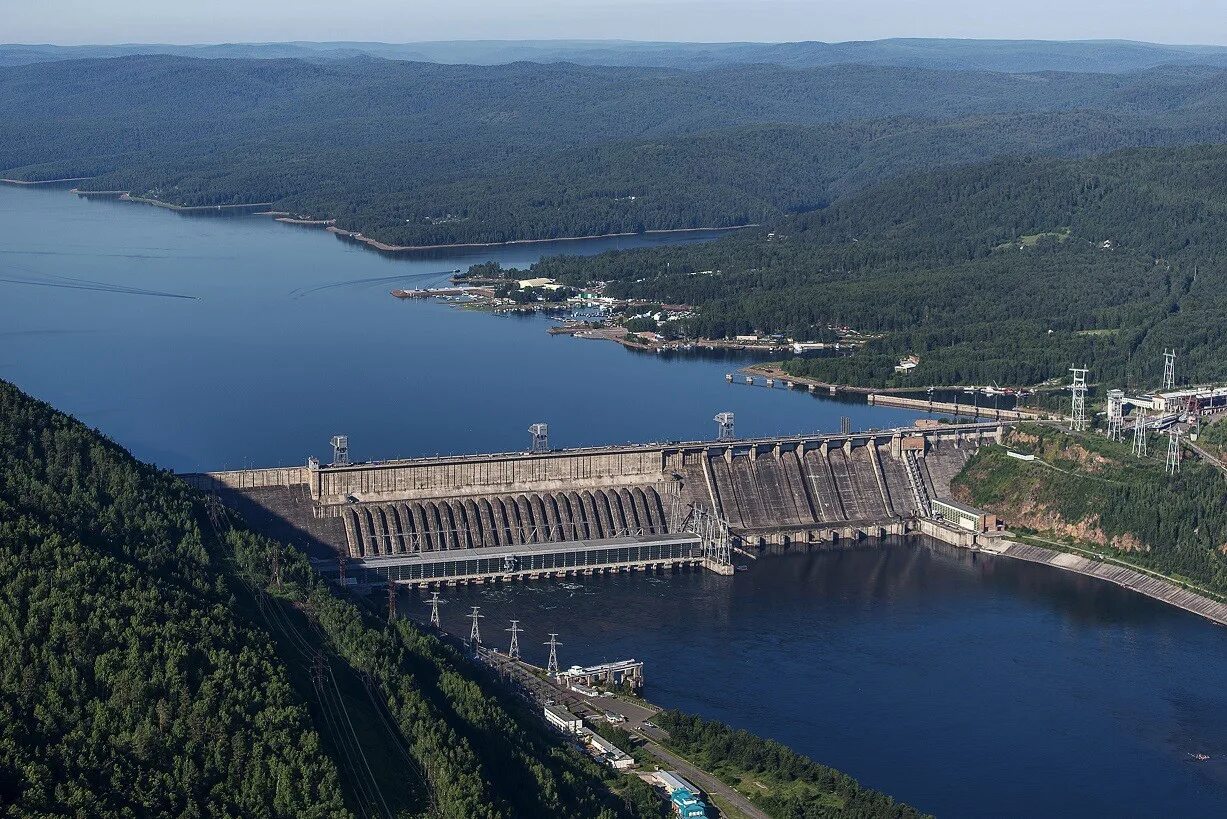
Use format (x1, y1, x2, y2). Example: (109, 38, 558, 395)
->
(184, 421, 1005, 587)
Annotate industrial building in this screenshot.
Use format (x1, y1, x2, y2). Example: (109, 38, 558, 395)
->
(652, 771, 710, 819)
(584, 731, 635, 770)
(931, 497, 998, 533)
(1136, 386, 1227, 416)
(544, 704, 583, 735)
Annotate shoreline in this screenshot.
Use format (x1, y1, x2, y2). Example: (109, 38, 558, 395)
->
(1, 176, 92, 186)
(35, 182, 751, 252)
(328, 222, 754, 253)
(918, 521, 1227, 627)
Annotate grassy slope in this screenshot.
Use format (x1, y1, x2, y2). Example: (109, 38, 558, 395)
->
(953, 425, 1227, 594)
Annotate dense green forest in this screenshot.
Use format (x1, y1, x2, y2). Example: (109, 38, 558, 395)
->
(953, 425, 1227, 594)
(2, 56, 1227, 245)
(653, 711, 927, 819)
(0, 381, 347, 816)
(527, 144, 1227, 389)
(0, 377, 671, 818)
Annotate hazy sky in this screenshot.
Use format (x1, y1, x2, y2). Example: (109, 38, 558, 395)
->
(6, 0, 1226, 46)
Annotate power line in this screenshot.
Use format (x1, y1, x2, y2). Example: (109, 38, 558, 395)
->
(426, 591, 442, 628)
(468, 606, 484, 645)
(1133, 408, 1149, 458)
(506, 619, 522, 659)
(1069, 366, 1088, 432)
(545, 632, 562, 677)
(1166, 429, 1182, 475)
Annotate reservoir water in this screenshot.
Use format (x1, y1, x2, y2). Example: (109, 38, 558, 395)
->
(3, 183, 1226, 817)
(414, 541, 1227, 818)
(0, 184, 919, 472)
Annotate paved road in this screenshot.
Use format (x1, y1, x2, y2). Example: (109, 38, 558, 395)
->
(634, 733, 770, 819)
(482, 653, 768, 819)
(1185, 438, 1227, 476)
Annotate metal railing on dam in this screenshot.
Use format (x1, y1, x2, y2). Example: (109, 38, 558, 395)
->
(184, 421, 1006, 585)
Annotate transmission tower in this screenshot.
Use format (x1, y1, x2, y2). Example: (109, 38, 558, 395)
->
(529, 423, 550, 453)
(1162, 349, 1176, 391)
(1166, 430, 1182, 475)
(337, 553, 347, 586)
(271, 543, 282, 590)
(1105, 389, 1125, 441)
(1068, 367, 1089, 432)
(506, 620, 522, 659)
(1133, 408, 1148, 458)
(468, 606, 484, 644)
(545, 632, 561, 676)
(840, 416, 852, 435)
(330, 434, 349, 466)
(387, 583, 397, 620)
(715, 411, 735, 441)
(426, 591, 442, 628)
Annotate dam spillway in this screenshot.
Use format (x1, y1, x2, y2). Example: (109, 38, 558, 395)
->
(185, 422, 1005, 586)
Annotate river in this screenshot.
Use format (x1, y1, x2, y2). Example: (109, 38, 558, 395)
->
(411, 540, 1227, 818)
(0, 184, 919, 472)
(3, 183, 1226, 817)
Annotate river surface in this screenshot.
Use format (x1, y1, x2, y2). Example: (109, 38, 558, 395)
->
(0, 184, 920, 472)
(411, 540, 1227, 818)
(4, 183, 1227, 817)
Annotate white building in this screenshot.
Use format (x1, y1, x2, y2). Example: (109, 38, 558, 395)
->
(544, 704, 583, 734)
(585, 732, 636, 770)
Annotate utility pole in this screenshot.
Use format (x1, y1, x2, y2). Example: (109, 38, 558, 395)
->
(1069, 367, 1089, 432)
(426, 591, 442, 628)
(1162, 349, 1176, 391)
(1106, 390, 1125, 442)
(506, 619, 522, 659)
(1166, 430, 1182, 475)
(1133, 408, 1149, 458)
(545, 632, 561, 677)
(468, 606, 484, 645)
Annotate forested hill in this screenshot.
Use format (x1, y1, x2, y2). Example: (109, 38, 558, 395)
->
(4, 38, 1227, 73)
(527, 144, 1227, 389)
(3, 56, 1227, 244)
(0, 378, 672, 818)
(0, 381, 346, 815)
(0, 378, 930, 817)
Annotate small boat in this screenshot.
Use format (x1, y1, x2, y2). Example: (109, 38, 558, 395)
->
(1189, 752, 1211, 761)
(735, 564, 750, 572)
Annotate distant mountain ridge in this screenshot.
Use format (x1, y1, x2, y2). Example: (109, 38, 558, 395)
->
(4, 37, 1227, 72)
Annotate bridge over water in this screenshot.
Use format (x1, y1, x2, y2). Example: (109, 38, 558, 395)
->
(185, 422, 1005, 586)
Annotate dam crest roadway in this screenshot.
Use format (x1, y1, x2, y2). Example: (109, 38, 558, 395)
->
(185, 421, 1007, 586)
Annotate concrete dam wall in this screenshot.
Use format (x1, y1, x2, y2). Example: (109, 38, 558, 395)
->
(341, 484, 673, 558)
(187, 423, 1003, 576)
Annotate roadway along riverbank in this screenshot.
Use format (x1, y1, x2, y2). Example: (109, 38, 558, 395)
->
(482, 650, 770, 819)
(983, 537, 1227, 626)
(920, 521, 1227, 627)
